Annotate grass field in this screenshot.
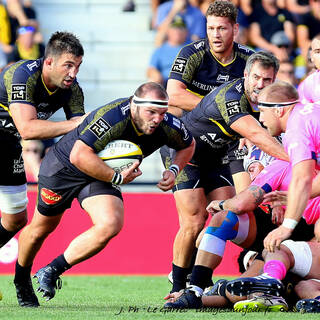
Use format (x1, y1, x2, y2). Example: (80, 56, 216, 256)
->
(0, 275, 318, 320)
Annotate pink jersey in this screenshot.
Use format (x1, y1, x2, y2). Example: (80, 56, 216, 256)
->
(282, 102, 320, 170)
(252, 159, 320, 224)
(298, 70, 320, 104)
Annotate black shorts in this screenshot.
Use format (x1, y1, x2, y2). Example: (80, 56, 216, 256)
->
(247, 206, 315, 253)
(37, 150, 122, 216)
(160, 146, 233, 195)
(0, 134, 26, 185)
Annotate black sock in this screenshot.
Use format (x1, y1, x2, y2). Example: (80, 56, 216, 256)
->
(14, 261, 32, 283)
(190, 265, 213, 290)
(171, 263, 190, 293)
(48, 254, 71, 276)
(187, 248, 198, 274)
(0, 220, 18, 248)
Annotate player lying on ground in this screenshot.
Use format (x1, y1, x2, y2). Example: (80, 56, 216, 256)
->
(227, 237, 320, 313)
(164, 153, 318, 308)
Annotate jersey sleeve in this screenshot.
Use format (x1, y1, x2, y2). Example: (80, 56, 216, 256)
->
(162, 114, 193, 151)
(298, 76, 314, 104)
(63, 81, 85, 119)
(283, 104, 320, 167)
(216, 82, 250, 125)
(168, 42, 204, 86)
(250, 160, 289, 192)
(78, 106, 126, 153)
(6, 63, 37, 106)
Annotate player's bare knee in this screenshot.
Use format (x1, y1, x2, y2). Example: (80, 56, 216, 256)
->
(96, 216, 123, 241)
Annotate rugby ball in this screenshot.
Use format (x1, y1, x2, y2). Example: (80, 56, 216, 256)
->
(98, 140, 143, 172)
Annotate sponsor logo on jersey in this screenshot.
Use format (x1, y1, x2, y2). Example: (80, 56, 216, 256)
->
(233, 148, 247, 160)
(40, 188, 62, 205)
(258, 203, 271, 214)
(191, 80, 216, 92)
(194, 41, 205, 50)
(0, 119, 14, 129)
(226, 100, 240, 117)
(238, 44, 251, 52)
(217, 74, 229, 82)
(37, 111, 53, 120)
(181, 122, 189, 141)
(89, 118, 111, 139)
(173, 117, 181, 128)
(235, 83, 243, 93)
(11, 84, 26, 101)
(171, 58, 187, 74)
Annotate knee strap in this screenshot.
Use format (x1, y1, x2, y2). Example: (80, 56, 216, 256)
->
(198, 211, 238, 257)
(206, 211, 238, 241)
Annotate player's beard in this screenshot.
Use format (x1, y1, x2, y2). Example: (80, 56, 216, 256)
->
(132, 106, 156, 135)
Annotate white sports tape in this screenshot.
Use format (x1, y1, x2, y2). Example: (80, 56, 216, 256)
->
(243, 250, 258, 271)
(132, 95, 168, 108)
(282, 240, 312, 278)
(198, 233, 226, 257)
(232, 213, 249, 244)
(0, 184, 28, 214)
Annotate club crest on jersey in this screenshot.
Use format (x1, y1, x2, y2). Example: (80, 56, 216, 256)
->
(171, 58, 187, 74)
(89, 118, 111, 139)
(217, 74, 229, 82)
(40, 188, 62, 205)
(226, 100, 240, 117)
(11, 84, 26, 101)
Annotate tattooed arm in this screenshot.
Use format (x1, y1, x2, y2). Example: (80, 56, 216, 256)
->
(206, 185, 265, 215)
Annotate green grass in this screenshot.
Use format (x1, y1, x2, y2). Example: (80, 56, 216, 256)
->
(0, 275, 317, 319)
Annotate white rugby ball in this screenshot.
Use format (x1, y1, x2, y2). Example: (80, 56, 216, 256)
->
(98, 140, 143, 172)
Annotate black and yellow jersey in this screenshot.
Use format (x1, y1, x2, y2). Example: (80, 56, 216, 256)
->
(0, 58, 84, 137)
(53, 97, 193, 178)
(169, 39, 254, 98)
(181, 78, 259, 166)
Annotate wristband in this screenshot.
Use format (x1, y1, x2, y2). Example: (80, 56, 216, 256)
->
(282, 218, 298, 230)
(111, 172, 123, 185)
(218, 200, 225, 210)
(169, 164, 180, 178)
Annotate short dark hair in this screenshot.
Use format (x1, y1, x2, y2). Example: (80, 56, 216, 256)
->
(245, 51, 279, 74)
(44, 31, 84, 58)
(206, 0, 238, 25)
(134, 82, 168, 100)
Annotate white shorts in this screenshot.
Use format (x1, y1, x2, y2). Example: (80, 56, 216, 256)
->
(282, 240, 312, 278)
(0, 184, 28, 214)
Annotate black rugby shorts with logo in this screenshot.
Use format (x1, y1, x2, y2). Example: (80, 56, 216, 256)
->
(37, 149, 122, 216)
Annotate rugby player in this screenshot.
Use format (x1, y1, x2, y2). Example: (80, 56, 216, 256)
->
(0, 32, 85, 257)
(162, 51, 289, 294)
(13, 82, 195, 307)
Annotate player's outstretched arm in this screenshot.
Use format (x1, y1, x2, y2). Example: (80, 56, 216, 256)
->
(230, 115, 289, 162)
(206, 185, 266, 215)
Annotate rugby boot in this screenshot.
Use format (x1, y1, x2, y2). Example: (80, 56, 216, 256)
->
(163, 287, 203, 309)
(34, 265, 62, 301)
(233, 293, 288, 312)
(296, 298, 320, 313)
(227, 275, 284, 297)
(14, 277, 39, 307)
